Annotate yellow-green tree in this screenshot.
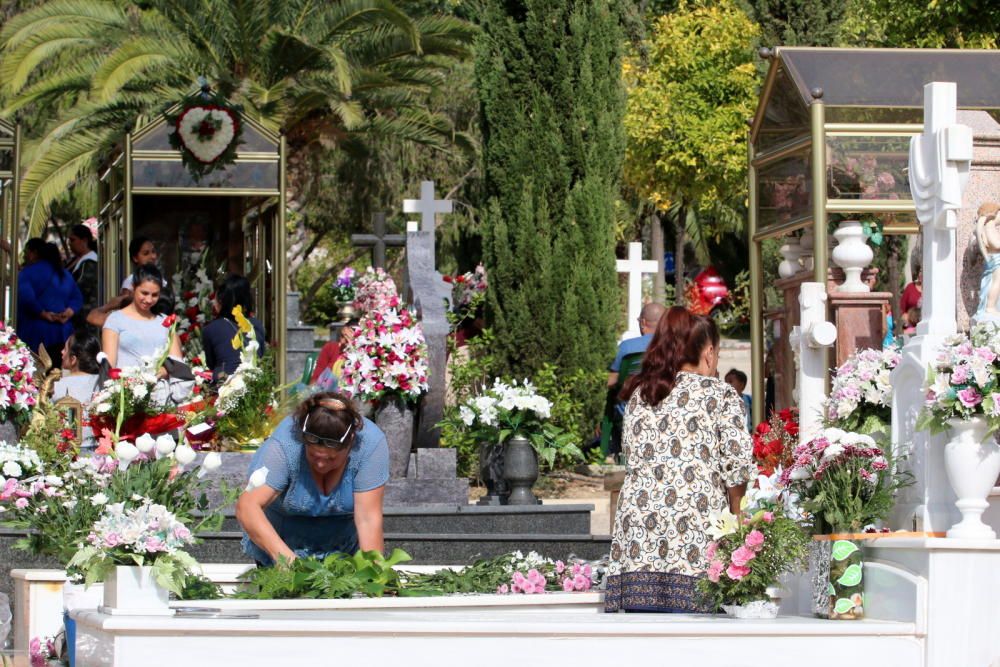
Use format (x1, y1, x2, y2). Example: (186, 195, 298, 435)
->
(623, 0, 759, 300)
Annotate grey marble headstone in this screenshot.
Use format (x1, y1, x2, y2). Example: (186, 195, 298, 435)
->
(406, 230, 452, 449)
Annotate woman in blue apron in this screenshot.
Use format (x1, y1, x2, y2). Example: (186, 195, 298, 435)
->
(236, 392, 389, 565)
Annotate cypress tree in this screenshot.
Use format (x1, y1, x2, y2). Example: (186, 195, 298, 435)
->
(477, 0, 625, 407)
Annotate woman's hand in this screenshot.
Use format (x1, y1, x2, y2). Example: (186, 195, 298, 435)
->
(236, 485, 296, 564)
(354, 486, 385, 553)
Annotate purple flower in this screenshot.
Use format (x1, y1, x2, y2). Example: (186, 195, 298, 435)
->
(958, 387, 983, 408)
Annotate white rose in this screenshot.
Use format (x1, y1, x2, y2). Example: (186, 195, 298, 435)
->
(115, 441, 139, 464)
(155, 434, 176, 458)
(2, 461, 22, 478)
(173, 444, 196, 468)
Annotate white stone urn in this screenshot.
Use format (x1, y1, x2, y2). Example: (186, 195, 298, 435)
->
(832, 221, 873, 293)
(943, 416, 1000, 540)
(100, 566, 174, 616)
(778, 241, 803, 279)
(798, 228, 815, 273)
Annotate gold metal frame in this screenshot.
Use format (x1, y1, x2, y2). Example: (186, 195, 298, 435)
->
(0, 119, 19, 323)
(98, 99, 288, 384)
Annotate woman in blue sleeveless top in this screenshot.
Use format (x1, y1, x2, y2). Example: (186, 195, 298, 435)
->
(237, 392, 389, 566)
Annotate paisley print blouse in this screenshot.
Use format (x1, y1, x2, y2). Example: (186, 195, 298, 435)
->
(608, 372, 756, 579)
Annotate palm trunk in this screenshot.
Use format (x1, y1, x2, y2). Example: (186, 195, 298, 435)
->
(651, 209, 665, 303)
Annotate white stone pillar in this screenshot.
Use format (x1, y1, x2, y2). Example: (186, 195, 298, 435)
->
(794, 282, 837, 444)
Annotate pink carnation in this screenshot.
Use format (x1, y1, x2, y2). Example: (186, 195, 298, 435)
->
(706, 560, 724, 583)
(730, 545, 756, 567)
(705, 541, 718, 560)
(726, 563, 751, 581)
(762, 511, 774, 523)
(744, 530, 765, 552)
(562, 578, 575, 592)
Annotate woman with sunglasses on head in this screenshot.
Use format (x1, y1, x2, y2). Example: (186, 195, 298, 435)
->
(236, 391, 390, 566)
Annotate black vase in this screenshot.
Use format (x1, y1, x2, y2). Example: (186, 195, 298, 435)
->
(502, 435, 540, 505)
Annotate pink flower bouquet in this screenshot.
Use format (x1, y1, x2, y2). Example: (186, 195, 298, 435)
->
(0, 322, 39, 425)
(917, 324, 1000, 434)
(341, 302, 429, 403)
(698, 506, 808, 610)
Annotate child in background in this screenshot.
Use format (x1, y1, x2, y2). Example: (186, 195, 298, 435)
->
(724, 368, 753, 432)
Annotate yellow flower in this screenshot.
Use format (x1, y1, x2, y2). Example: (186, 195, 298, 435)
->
(232, 305, 253, 335)
(231, 331, 244, 351)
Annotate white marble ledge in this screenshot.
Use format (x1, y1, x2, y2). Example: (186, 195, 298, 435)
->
(173, 590, 602, 611)
(73, 608, 918, 638)
(866, 537, 1000, 551)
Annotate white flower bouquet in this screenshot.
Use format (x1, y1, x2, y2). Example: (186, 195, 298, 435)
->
(0, 441, 43, 480)
(825, 346, 900, 436)
(67, 499, 198, 593)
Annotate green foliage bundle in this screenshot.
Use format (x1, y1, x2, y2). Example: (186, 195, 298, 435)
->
(213, 351, 278, 451)
(177, 573, 224, 601)
(237, 549, 412, 600)
(478, 0, 625, 426)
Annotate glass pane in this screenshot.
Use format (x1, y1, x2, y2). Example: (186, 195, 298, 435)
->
(827, 135, 913, 200)
(132, 159, 279, 190)
(825, 107, 923, 124)
(758, 149, 811, 229)
(782, 48, 1000, 108)
(756, 65, 811, 151)
(133, 119, 277, 153)
(0, 150, 11, 174)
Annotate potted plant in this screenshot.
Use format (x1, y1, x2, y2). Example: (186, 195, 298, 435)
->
(446, 379, 582, 505)
(780, 427, 910, 619)
(67, 499, 198, 615)
(916, 323, 1000, 539)
(826, 346, 900, 439)
(698, 499, 809, 619)
(341, 299, 429, 477)
(330, 266, 358, 320)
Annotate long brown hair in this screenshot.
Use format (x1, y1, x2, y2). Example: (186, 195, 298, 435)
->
(621, 306, 720, 406)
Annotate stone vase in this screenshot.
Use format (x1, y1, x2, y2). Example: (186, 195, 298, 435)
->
(944, 416, 1000, 539)
(828, 539, 864, 620)
(832, 221, 873, 293)
(375, 394, 415, 478)
(0, 418, 19, 444)
(502, 435, 539, 505)
(100, 566, 173, 616)
(778, 241, 803, 279)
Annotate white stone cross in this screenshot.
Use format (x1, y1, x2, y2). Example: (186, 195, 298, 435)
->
(791, 282, 837, 444)
(908, 82, 972, 336)
(616, 242, 659, 340)
(403, 181, 452, 233)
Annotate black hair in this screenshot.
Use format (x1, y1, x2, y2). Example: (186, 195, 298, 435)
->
(725, 368, 748, 385)
(30, 241, 66, 274)
(70, 224, 97, 252)
(24, 237, 46, 260)
(217, 274, 254, 321)
(68, 329, 101, 374)
(132, 263, 164, 291)
(128, 237, 153, 264)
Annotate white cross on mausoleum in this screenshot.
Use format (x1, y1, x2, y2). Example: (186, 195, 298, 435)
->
(617, 241, 659, 341)
(404, 181, 452, 233)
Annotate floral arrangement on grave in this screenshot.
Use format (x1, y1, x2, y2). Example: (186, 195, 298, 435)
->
(172, 260, 214, 364)
(0, 440, 43, 481)
(444, 264, 487, 322)
(0, 321, 39, 426)
(331, 267, 357, 304)
(165, 85, 243, 181)
(209, 305, 277, 450)
(779, 427, 909, 534)
(341, 299, 429, 404)
(826, 347, 900, 437)
(697, 491, 809, 615)
(29, 634, 60, 667)
(353, 267, 399, 315)
(67, 499, 198, 594)
(751, 408, 798, 476)
(89, 362, 185, 442)
(0, 433, 227, 565)
(915, 324, 1000, 435)
(445, 379, 583, 469)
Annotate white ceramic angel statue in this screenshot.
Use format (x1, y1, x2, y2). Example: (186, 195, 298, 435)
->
(975, 202, 1000, 322)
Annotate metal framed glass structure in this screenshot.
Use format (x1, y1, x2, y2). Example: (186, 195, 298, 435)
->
(0, 119, 19, 323)
(98, 108, 288, 382)
(748, 47, 1000, 424)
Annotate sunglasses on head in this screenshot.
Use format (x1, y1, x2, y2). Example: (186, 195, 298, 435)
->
(301, 414, 352, 448)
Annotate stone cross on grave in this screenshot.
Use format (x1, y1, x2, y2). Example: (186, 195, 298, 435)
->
(891, 81, 974, 535)
(617, 242, 659, 340)
(351, 212, 405, 269)
(404, 181, 453, 448)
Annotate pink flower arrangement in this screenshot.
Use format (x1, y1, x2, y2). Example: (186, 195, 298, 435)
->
(826, 347, 899, 434)
(354, 267, 398, 315)
(495, 552, 596, 595)
(0, 322, 38, 425)
(444, 264, 487, 312)
(918, 324, 1000, 434)
(341, 303, 429, 403)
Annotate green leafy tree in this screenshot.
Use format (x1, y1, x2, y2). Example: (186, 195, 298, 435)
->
(839, 0, 999, 48)
(623, 0, 759, 301)
(746, 0, 846, 47)
(477, 0, 625, 421)
(0, 0, 476, 231)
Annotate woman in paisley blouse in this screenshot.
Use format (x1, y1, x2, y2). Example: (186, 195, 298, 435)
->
(605, 306, 755, 613)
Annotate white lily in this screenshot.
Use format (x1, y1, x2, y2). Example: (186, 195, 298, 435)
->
(706, 508, 739, 540)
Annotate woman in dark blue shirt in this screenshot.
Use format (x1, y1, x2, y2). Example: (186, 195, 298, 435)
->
(201, 274, 266, 381)
(17, 239, 83, 361)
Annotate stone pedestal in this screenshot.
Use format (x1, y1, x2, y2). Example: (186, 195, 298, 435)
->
(384, 448, 468, 506)
(956, 110, 1000, 331)
(828, 290, 892, 366)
